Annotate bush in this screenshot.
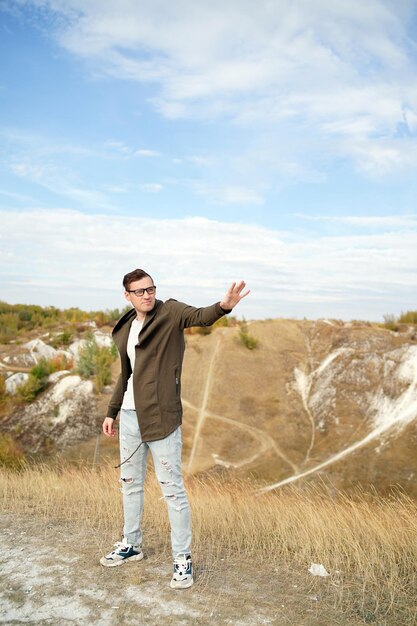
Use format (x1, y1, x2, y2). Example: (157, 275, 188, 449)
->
(0, 433, 25, 468)
(16, 356, 73, 403)
(213, 315, 238, 329)
(91, 307, 130, 327)
(0, 374, 8, 410)
(0, 301, 131, 340)
(0, 374, 6, 397)
(398, 310, 417, 325)
(50, 353, 73, 371)
(382, 311, 417, 331)
(77, 334, 116, 392)
(50, 329, 73, 349)
(0, 312, 19, 343)
(238, 319, 258, 350)
(185, 315, 239, 336)
(17, 373, 47, 403)
(195, 325, 212, 335)
(31, 358, 56, 381)
(382, 314, 399, 332)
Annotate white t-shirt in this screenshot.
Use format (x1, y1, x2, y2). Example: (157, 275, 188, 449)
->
(121, 317, 144, 410)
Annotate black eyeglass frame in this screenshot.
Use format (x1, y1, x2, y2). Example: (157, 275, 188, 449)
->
(127, 286, 157, 297)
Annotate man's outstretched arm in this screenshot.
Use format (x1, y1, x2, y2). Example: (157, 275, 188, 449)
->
(174, 280, 250, 328)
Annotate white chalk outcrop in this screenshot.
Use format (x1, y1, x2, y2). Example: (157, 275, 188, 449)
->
(1, 329, 113, 452)
(7, 372, 98, 453)
(5, 372, 29, 394)
(24, 339, 58, 363)
(260, 340, 417, 492)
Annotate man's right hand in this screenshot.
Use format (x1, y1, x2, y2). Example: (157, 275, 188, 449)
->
(103, 417, 116, 437)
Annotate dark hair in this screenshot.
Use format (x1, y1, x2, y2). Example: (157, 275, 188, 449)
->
(123, 269, 154, 291)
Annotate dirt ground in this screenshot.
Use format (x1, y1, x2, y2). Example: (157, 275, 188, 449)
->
(0, 513, 374, 626)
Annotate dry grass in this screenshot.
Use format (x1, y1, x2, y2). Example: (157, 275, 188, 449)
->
(1, 464, 417, 624)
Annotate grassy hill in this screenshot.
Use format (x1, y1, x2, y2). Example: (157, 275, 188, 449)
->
(1, 306, 417, 623)
(1, 306, 417, 497)
(180, 318, 417, 497)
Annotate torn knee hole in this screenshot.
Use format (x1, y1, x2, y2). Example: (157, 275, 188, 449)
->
(121, 477, 133, 483)
(160, 459, 173, 472)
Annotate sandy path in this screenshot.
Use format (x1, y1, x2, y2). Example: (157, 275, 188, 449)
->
(183, 399, 298, 473)
(186, 336, 222, 472)
(184, 332, 298, 474)
(0, 514, 345, 626)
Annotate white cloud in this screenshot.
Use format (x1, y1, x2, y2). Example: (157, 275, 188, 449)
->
(13, 0, 417, 180)
(186, 155, 216, 167)
(1, 208, 416, 320)
(139, 183, 163, 193)
(103, 141, 160, 159)
(342, 137, 417, 177)
(134, 149, 161, 158)
(104, 140, 132, 155)
(8, 155, 111, 209)
(192, 182, 265, 206)
(0, 189, 37, 204)
(103, 185, 128, 194)
(296, 214, 417, 229)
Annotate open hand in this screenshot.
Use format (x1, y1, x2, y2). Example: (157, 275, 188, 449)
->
(220, 281, 250, 311)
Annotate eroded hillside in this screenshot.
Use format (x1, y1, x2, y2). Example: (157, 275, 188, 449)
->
(180, 319, 417, 496)
(2, 318, 417, 496)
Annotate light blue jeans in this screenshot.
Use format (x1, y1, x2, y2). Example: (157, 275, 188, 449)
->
(119, 409, 191, 557)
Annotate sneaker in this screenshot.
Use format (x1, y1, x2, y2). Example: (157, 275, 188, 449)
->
(170, 554, 193, 589)
(100, 538, 144, 567)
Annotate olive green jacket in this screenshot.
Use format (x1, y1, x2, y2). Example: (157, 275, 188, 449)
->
(107, 298, 228, 441)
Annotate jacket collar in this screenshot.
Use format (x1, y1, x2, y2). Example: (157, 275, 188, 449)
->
(112, 299, 163, 337)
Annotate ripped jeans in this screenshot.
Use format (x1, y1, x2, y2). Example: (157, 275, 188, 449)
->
(119, 409, 191, 557)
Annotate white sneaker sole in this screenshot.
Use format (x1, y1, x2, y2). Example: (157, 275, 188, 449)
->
(170, 577, 194, 589)
(100, 552, 144, 567)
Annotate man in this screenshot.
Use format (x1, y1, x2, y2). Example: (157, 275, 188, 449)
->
(101, 268, 249, 589)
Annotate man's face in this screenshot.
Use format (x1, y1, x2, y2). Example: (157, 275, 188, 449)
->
(124, 277, 156, 317)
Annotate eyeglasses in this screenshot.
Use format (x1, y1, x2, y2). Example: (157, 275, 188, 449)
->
(127, 286, 156, 297)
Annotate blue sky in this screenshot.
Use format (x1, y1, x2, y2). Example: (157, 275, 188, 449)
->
(1, 0, 417, 320)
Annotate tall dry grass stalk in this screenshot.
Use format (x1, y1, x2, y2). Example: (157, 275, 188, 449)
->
(1, 463, 416, 622)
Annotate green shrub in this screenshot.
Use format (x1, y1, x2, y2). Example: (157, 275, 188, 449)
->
(16, 375, 44, 403)
(16, 356, 73, 403)
(238, 319, 259, 350)
(50, 328, 73, 348)
(0, 374, 6, 396)
(398, 310, 417, 325)
(185, 315, 239, 336)
(0, 374, 7, 409)
(213, 315, 238, 329)
(91, 307, 129, 327)
(77, 334, 116, 392)
(195, 325, 212, 335)
(0, 301, 130, 339)
(0, 312, 19, 343)
(0, 433, 25, 469)
(17, 358, 53, 402)
(382, 314, 399, 332)
(31, 358, 56, 381)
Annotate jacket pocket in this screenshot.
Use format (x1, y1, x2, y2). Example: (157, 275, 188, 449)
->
(159, 368, 181, 411)
(139, 381, 159, 416)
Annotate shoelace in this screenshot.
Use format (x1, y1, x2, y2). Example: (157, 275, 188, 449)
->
(173, 554, 190, 570)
